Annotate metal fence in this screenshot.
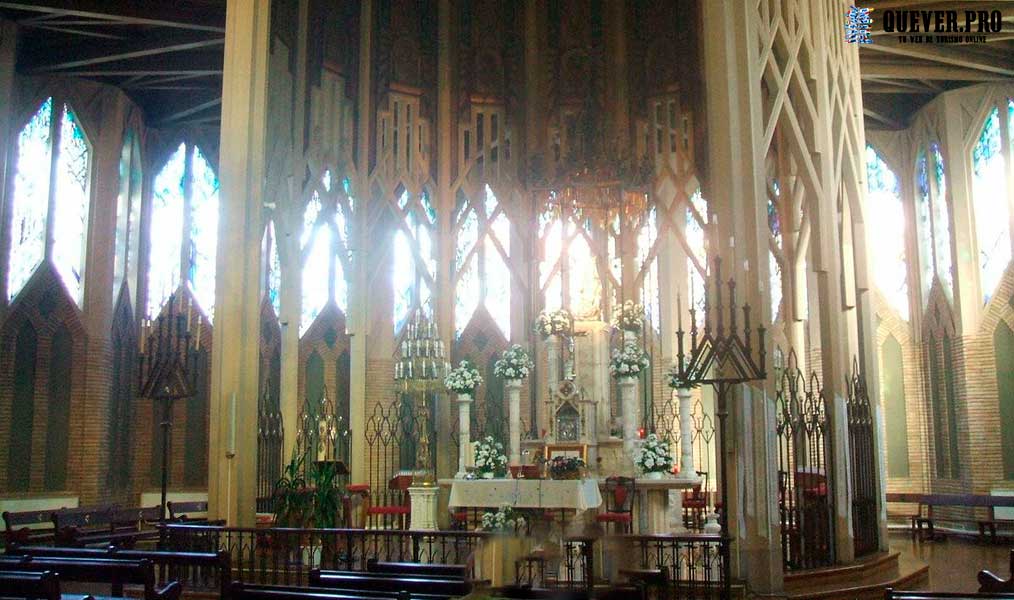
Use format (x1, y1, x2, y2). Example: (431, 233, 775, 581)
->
(624, 533, 729, 600)
(847, 359, 879, 557)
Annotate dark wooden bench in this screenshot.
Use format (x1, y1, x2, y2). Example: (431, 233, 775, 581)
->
(886, 493, 1014, 542)
(0, 569, 82, 600)
(165, 501, 223, 525)
(308, 570, 471, 599)
(3, 509, 59, 548)
(979, 549, 1014, 593)
(51, 505, 161, 548)
(230, 582, 413, 600)
(496, 584, 590, 600)
(0, 555, 181, 600)
(364, 559, 467, 580)
(885, 590, 1014, 599)
(9, 544, 231, 597)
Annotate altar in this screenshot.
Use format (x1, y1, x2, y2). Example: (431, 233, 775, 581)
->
(441, 478, 603, 511)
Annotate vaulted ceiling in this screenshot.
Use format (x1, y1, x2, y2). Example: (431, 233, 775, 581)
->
(859, 0, 1014, 130)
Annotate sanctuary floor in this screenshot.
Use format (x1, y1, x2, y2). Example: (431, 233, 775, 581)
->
(891, 531, 1012, 592)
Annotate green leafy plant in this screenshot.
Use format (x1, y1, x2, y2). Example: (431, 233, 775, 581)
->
(272, 450, 344, 528)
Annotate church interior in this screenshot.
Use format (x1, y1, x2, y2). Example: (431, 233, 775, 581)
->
(0, 1, 1013, 599)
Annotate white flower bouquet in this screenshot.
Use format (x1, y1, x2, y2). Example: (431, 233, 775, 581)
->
(493, 345, 534, 380)
(473, 435, 508, 478)
(533, 309, 573, 338)
(444, 360, 483, 394)
(613, 300, 645, 332)
(635, 433, 674, 474)
(480, 504, 526, 534)
(609, 341, 649, 379)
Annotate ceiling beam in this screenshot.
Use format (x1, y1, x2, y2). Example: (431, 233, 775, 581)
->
(26, 23, 125, 39)
(860, 61, 1013, 80)
(156, 97, 222, 125)
(0, 2, 224, 32)
(861, 42, 1014, 76)
(864, 108, 905, 129)
(27, 37, 224, 73)
(52, 69, 222, 77)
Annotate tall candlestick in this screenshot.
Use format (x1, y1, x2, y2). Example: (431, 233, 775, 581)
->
(677, 291, 683, 332)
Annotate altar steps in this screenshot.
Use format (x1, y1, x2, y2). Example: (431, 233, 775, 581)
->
(784, 550, 929, 600)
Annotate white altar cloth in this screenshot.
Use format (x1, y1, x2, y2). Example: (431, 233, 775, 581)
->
(444, 478, 603, 511)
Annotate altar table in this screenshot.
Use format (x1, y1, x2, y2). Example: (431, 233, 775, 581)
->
(443, 478, 603, 511)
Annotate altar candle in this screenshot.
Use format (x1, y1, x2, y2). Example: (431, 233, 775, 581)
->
(195, 315, 203, 350)
(229, 392, 237, 455)
(676, 292, 683, 332)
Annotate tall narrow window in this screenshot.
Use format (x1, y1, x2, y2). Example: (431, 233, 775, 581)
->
(454, 185, 512, 338)
(768, 194, 783, 322)
(931, 143, 953, 298)
(146, 143, 219, 319)
(539, 202, 604, 319)
(636, 205, 661, 332)
(686, 189, 707, 325)
(6, 98, 92, 306)
(392, 189, 436, 330)
(915, 149, 934, 302)
(914, 145, 954, 304)
(114, 129, 142, 304)
(881, 335, 910, 477)
(263, 221, 281, 316)
(865, 146, 909, 319)
(300, 173, 353, 333)
(995, 321, 1014, 479)
(972, 107, 1010, 303)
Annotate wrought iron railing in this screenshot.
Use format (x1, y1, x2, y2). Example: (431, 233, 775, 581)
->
(847, 358, 879, 557)
(162, 524, 486, 587)
(624, 533, 729, 600)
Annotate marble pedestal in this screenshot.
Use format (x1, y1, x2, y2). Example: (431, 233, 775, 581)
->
(408, 485, 439, 531)
(631, 478, 698, 535)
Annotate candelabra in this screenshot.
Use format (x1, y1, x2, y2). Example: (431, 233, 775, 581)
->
(138, 293, 203, 530)
(394, 310, 449, 485)
(671, 257, 766, 595)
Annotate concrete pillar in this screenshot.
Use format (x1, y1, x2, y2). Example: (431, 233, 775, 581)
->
(208, 0, 271, 526)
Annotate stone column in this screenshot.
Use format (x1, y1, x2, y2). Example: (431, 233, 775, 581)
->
(456, 392, 473, 478)
(505, 380, 522, 465)
(676, 388, 697, 481)
(618, 376, 639, 460)
(207, 0, 271, 526)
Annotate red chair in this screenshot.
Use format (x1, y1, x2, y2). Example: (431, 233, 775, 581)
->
(364, 476, 411, 529)
(344, 484, 371, 528)
(596, 476, 636, 533)
(682, 471, 709, 530)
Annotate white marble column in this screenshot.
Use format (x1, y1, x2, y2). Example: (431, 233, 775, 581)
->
(505, 379, 522, 465)
(456, 392, 473, 478)
(618, 376, 639, 459)
(676, 388, 698, 481)
(544, 335, 559, 438)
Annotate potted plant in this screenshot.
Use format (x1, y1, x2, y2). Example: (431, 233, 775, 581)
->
(547, 455, 586, 480)
(474, 436, 508, 479)
(635, 434, 674, 479)
(480, 504, 527, 534)
(612, 300, 645, 333)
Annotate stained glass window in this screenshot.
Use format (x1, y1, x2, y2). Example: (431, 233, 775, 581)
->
(454, 185, 512, 338)
(539, 203, 604, 319)
(300, 171, 353, 333)
(686, 189, 708, 325)
(930, 143, 953, 299)
(865, 145, 909, 320)
(972, 107, 1010, 303)
(146, 142, 219, 320)
(915, 148, 934, 302)
(392, 189, 435, 330)
(7, 98, 53, 302)
(6, 98, 93, 307)
(769, 250, 782, 322)
(636, 206, 660, 332)
(114, 129, 142, 303)
(263, 221, 281, 316)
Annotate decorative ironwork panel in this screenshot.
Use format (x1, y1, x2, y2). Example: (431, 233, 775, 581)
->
(775, 352, 834, 571)
(847, 359, 879, 557)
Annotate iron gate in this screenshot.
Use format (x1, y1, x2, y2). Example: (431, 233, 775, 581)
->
(775, 353, 834, 570)
(847, 359, 879, 557)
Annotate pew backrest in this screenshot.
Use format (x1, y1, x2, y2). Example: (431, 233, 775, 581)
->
(230, 582, 412, 600)
(0, 555, 181, 600)
(0, 569, 63, 600)
(3, 510, 57, 547)
(365, 559, 467, 580)
(309, 570, 470, 597)
(885, 589, 1014, 599)
(167, 501, 208, 521)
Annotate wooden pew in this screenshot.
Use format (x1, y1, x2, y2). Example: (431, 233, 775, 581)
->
(885, 493, 1014, 541)
(885, 590, 1014, 599)
(10, 544, 231, 598)
(364, 559, 467, 580)
(0, 570, 72, 600)
(979, 549, 1014, 593)
(51, 505, 161, 548)
(230, 582, 413, 600)
(309, 570, 471, 599)
(0, 555, 181, 600)
(3, 509, 58, 548)
(166, 500, 224, 525)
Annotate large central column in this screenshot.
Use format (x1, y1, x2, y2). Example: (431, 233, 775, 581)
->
(208, 0, 271, 526)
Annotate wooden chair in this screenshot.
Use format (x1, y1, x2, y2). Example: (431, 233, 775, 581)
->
(682, 471, 709, 530)
(364, 476, 411, 530)
(595, 476, 635, 533)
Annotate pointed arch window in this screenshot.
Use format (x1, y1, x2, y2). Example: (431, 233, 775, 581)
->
(686, 189, 707, 326)
(114, 129, 142, 304)
(972, 107, 1010, 303)
(865, 145, 909, 319)
(539, 202, 604, 319)
(636, 205, 661, 333)
(146, 142, 219, 319)
(392, 188, 436, 330)
(6, 97, 92, 306)
(300, 172, 353, 333)
(263, 220, 282, 317)
(454, 184, 512, 338)
(914, 145, 954, 304)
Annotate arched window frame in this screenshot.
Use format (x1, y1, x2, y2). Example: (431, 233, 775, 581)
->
(4, 95, 94, 308)
(970, 101, 1013, 305)
(299, 171, 354, 334)
(453, 184, 512, 339)
(391, 186, 437, 333)
(865, 144, 910, 320)
(914, 143, 954, 305)
(114, 126, 143, 307)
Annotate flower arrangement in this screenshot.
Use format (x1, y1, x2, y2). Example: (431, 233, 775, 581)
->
(613, 300, 645, 332)
(547, 455, 586, 480)
(534, 309, 573, 338)
(473, 435, 508, 478)
(444, 360, 483, 394)
(666, 362, 699, 389)
(480, 504, 526, 533)
(493, 345, 534, 380)
(609, 341, 649, 379)
(635, 433, 673, 474)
